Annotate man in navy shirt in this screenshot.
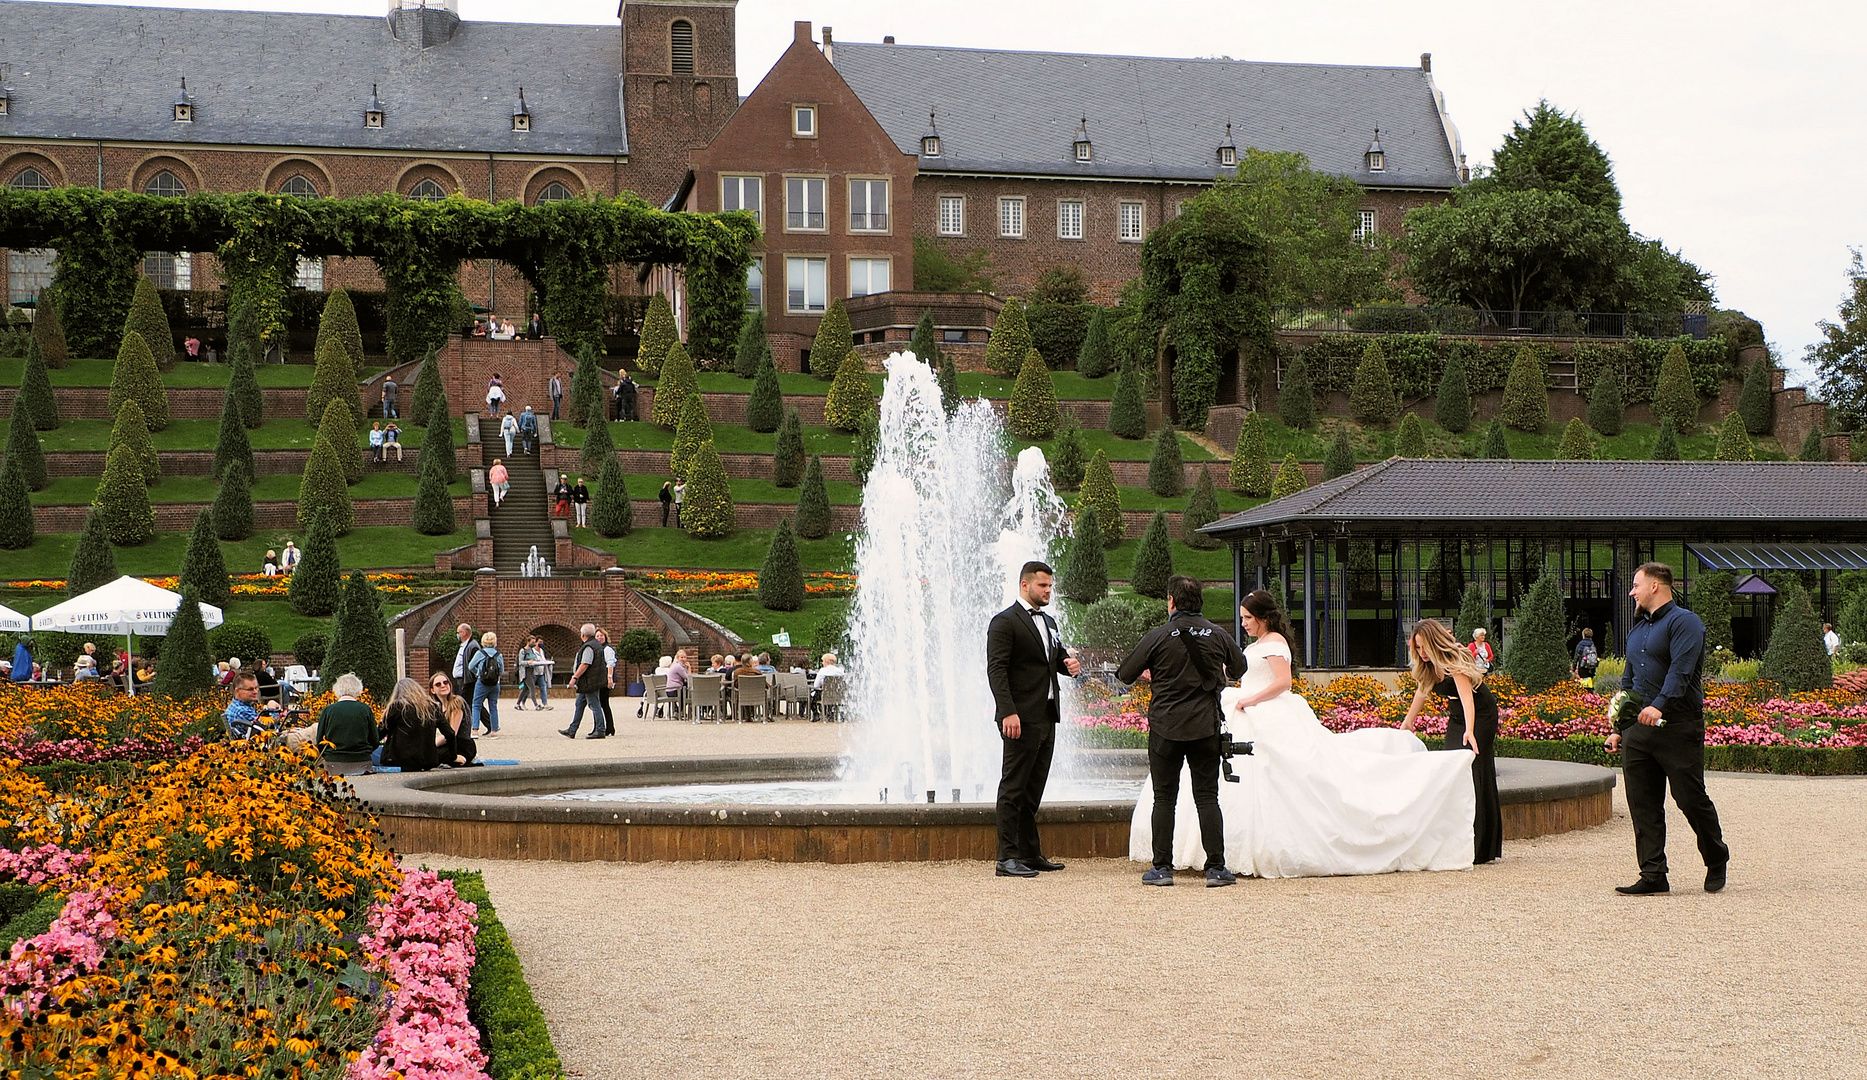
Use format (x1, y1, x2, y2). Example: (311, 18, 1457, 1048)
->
(1608, 562, 1729, 895)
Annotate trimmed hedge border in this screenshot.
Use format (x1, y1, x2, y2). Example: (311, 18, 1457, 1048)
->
(438, 869, 566, 1080)
(0, 888, 64, 951)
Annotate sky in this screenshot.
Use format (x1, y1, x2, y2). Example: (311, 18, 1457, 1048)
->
(38, 0, 1867, 388)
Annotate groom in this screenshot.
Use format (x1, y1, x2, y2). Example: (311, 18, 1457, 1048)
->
(986, 561, 1080, 878)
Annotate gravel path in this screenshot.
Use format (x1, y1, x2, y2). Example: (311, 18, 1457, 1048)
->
(409, 770, 1867, 1079)
(456, 693, 848, 763)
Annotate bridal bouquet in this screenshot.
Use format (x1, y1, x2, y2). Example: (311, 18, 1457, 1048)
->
(1606, 687, 1659, 730)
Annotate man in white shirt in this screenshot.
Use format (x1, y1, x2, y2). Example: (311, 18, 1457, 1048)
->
(1824, 623, 1841, 656)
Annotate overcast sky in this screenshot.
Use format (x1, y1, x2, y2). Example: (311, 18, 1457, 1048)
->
(46, 0, 1867, 387)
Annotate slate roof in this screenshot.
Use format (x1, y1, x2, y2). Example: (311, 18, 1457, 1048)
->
(1200, 459, 1867, 536)
(0, 1, 628, 156)
(832, 42, 1460, 188)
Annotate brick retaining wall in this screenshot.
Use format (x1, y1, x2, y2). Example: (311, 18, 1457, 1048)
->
(38, 447, 452, 479)
(0, 386, 309, 421)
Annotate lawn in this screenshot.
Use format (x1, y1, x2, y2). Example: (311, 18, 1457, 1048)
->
(1, 417, 466, 452)
(1101, 539, 1235, 583)
(1012, 427, 1213, 462)
(551, 419, 857, 456)
(0, 358, 386, 388)
(31, 472, 469, 505)
(1060, 485, 1261, 514)
(0, 525, 473, 581)
(666, 370, 1117, 401)
(676, 596, 849, 653)
(1250, 414, 1783, 463)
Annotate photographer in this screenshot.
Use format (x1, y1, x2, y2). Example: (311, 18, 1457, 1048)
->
(1116, 575, 1248, 887)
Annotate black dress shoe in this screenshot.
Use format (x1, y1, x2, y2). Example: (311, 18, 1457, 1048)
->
(1615, 876, 1670, 895)
(558, 728, 576, 739)
(1025, 856, 1065, 872)
(584, 733, 607, 739)
(1705, 863, 1727, 893)
(995, 859, 1038, 878)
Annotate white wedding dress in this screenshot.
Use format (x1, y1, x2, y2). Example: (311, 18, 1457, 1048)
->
(1128, 637, 1478, 877)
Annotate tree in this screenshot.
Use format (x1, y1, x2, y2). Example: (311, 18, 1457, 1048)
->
(1501, 346, 1549, 432)
(225, 298, 265, 428)
(938, 351, 961, 417)
(95, 443, 153, 546)
(1837, 588, 1867, 647)
(1146, 425, 1184, 496)
(0, 456, 31, 550)
(851, 410, 881, 484)
(290, 509, 342, 617)
(794, 456, 832, 539)
(1760, 582, 1833, 691)
(910, 310, 940, 368)
(1182, 468, 1222, 549)
(109, 331, 169, 431)
(985, 298, 1034, 376)
(1690, 571, 1735, 655)
(912, 235, 996, 292)
(1799, 426, 1827, 462)
(569, 342, 607, 429)
(177, 507, 230, 610)
(66, 509, 117, 597)
(1485, 100, 1622, 213)
(1323, 427, 1356, 479)
(1738, 357, 1775, 435)
(1482, 418, 1511, 459)
(1587, 371, 1625, 436)
(108, 400, 160, 486)
(1714, 413, 1754, 461)
(1556, 418, 1597, 460)
(212, 393, 252, 482)
(1809, 250, 1867, 429)
(1130, 512, 1175, 599)
(321, 570, 397, 700)
(297, 434, 353, 535)
(30, 298, 66, 368)
(18, 335, 58, 431)
(650, 341, 697, 428)
(211, 458, 255, 541)
(1077, 307, 1116, 378)
(824, 350, 876, 432)
(757, 517, 805, 611)
(1108, 367, 1148, 439)
(1080, 451, 1124, 547)
(317, 398, 362, 485)
(1502, 572, 1570, 692)
(409, 348, 444, 429)
(591, 454, 634, 538)
(1651, 417, 1681, 460)
(1653, 343, 1699, 434)
(305, 335, 360, 435)
(681, 440, 736, 538)
(773, 408, 806, 487)
(810, 299, 853, 379)
(668, 393, 711, 479)
(1271, 453, 1307, 498)
(746, 351, 784, 433)
(152, 593, 214, 700)
(1059, 505, 1110, 604)
(124, 276, 176, 370)
(411, 448, 457, 536)
(1051, 415, 1087, 491)
(635, 293, 678, 377)
(1277, 357, 1315, 429)
(1228, 411, 1273, 495)
(4, 398, 46, 491)
(423, 396, 456, 484)
(1007, 349, 1061, 440)
(735, 307, 771, 379)
(1434, 350, 1471, 433)
(1349, 341, 1399, 425)
(579, 403, 616, 476)
(1399, 187, 1626, 319)
(315, 288, 365, 385)
(1453, 581, 1490, 646)
(1395, 413, 1428, 458)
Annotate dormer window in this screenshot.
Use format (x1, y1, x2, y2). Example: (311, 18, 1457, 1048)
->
(792, 104, 816, 138)
(365, 85, 385, 129)
(511, 89, 531, 132)
(1218, 122, 1238, 167)
(172, 79, 194, 123)
(921, 110, 941, 157)
(1073, 118, 1092, 162)
(0, 85, 11, 118)
(1364, 129, 1385, 173)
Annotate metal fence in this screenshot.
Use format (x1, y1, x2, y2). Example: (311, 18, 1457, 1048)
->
(1276, 306, 1709, 340)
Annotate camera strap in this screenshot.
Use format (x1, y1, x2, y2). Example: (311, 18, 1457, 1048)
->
(1170, 618, 1221, 692)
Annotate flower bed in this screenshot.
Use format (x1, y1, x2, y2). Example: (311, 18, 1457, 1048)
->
(632, 569, 857, 600)
(2, 571, 428, 599)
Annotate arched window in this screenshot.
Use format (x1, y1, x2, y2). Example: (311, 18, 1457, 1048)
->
(407, 178, 446, 201)
(670, 19, 695, 74)
(144, 171, 186, 198)
(534, 181, 573, 205)
(7, 168, 51, 191)
(281, 174, 320, 199)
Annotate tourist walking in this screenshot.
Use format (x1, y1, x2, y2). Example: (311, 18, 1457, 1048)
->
(1824, 622, 1840, 656)
(368, 423, 385, 463)
(486, 373, 507, 417)
(553, 475, 572, 518)
(672, 478, 685, 528)
(382, 422, 403, 462)
(549, 371, 564, 420)
(985, 560, 1081, 878)
(1573, 628, 1600, 685)
(531, 638, 552, 705)
(500, 411, 519, 456)
(572, 476, 591, 527)
(614, 371, 638, 422)
(517, 405, 538, 455)
(528, 312, 543, 340)
(488, 459, 510, 508)
(560, 623, 609, 739)
(658, 481, 674, 527)
(1402, 618, 1502, 865)
(598, 628, 618, 736)
(467, 631, 504, 736)
(1468, 627, 1494, 674)
(1610, 562, 1729, 896)
(381, 376, 399, 419)
(450, 623, 480, 689)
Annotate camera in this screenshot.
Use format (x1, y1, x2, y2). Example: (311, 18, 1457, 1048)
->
(1218, 728, 1254, 783)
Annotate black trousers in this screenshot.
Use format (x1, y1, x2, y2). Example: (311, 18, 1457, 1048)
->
(660, 500, 671, 527)
(1623, 723, 1729, 880)
(1445, 711, 1503, 864)
(1149, 732, 1226, 871)
(996, 706, 1057, 862)
(599, 683, 616, 736)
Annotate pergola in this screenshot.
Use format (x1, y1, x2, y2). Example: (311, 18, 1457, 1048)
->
(1198, 459, 1867, 669)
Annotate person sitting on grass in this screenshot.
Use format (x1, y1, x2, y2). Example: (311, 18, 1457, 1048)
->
(315, 673, 379, 776)
(224, 670, 283, 739)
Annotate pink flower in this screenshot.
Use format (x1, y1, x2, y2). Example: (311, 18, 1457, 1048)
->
(0, 889, 118, 1017)
(348, 870, 489, 1080)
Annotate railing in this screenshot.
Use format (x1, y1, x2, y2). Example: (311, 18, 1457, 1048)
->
(849, 212, 889, 231)
(786, 210, 826, 230)
(1276, 306, 1710, 340)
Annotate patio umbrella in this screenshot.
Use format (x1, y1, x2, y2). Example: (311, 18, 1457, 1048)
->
(0, 604, 29, 634)
(30, 576, 224, 694)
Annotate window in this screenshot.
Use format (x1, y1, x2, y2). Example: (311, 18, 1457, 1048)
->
(1118, 201, 1145, 241)
(407, 179, 446, 201)
(849, 179, 889, 231)
(144, 171, 186, 198)
(921, 134, 941, 157)
(998, 196, 1025, 239)
(941, 329, 966, 343)
(1355, 209, 1378, 244)
(535, 181, 573, 205)
(142, 252, 191, 291)
(792, 105, 816, 138)
(670, 19, 695, 74)
(746, 257, 764, 309)
(295, 256, 325, 291)
(848, 258, 891, 298)
(1057, 199, 1083, 240)
(785, 176, 825, 231)
(280, 175, 319, 199)
(7, 168, 51, 191)
(1176, 198, 1193, 217)
(721, 175, 762, 226)
(786, 256, 827, 313)
(6, 249, 55, 306)
(1219, 145, 1237, 167)
(937, 195, 965, 236)
(1074, 140, 1093, 162)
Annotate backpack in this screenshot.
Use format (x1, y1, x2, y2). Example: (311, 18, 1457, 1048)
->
(1578, 639, 1598, 665)
(473, 649, 504, 687)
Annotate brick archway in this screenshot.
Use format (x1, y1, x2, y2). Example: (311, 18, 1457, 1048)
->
(530, 623, 582, 672)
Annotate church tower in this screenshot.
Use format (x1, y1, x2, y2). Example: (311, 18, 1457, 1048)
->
(619, 0, 739, 202)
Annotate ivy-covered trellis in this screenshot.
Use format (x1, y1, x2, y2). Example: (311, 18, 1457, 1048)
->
(0, 188, 756, 363)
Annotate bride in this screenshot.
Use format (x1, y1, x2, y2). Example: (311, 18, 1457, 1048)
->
(1129, 590, 1478, 877)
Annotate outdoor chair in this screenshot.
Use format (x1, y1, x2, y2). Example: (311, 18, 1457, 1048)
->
(688, 673, 726, 724)
(817, 675, 849, 722)
(777, 672, 809, 717)
(732, 674, 771, 723)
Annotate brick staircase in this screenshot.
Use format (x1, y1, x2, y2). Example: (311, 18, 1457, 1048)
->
(478, 415, 554, 572)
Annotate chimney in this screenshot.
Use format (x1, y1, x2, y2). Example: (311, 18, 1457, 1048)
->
(883, 35, 895, 44)
(794, 20, 812, 45)
(1420, 52, 1431, 72)
(822, 26, 833, 62)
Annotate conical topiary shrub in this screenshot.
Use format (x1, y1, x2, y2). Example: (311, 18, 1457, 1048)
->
(938, 351, 961, 417)
(1453, 581, 1489, 646)
(212, 458, 255, 541)
(96, 442, 154, 546)
(66, 508, 118, 597)
(1689, 570, 1735, 654)
(578, 403, 616, 477)
(306, 335, 360, 434)
(1556, 417, 1597, 460)
(18, 334, 58, 431)
(109, 400, 161, 486)
(810, 299, 853, 379)
(4, 398, 46, 491)
(1349, 342, 1399, 425)
(1395, 413, 1428, 458)
(109, 331, 169, 431)
(423, 397, 456, 485)
(317, 398, 362, 485)
(1482, 418, 1510, 459)
(1182, 468, 1221, 550)
(681, 440, 736, 539)
(1130, 511, 1175, 599)
(152, 593, 215, 701)
(1108, 367, 1148, 439)
(651, 341, 697, 428)
(1059, 505, 1109, 605)
(1738, 357, 1774, 435)
(669, 393, 712, 479)
(1228, 411, 1272, 496)
(1008, 349, 1061, 441)
(735, 307, 771, 379)
(1760, 582, 1833, 691)
(225, 309, 264, 429)
(746, 351, 784, 433)
(315, 288, 365, 385)
(1077, 307, 1115, 379)
(1277, 356, 1315, 430)
(1271, 453, 1307, 498)
(297, 434, 353, 535)
(571, 343, 606, 428)
(591, 453, 633, 538)
(910, 310, 940, 368)
(289, 509, 342, 617)
(1080, 450, 1123, 548)
(213, 392, 252, 482)
(1146, 424, 1184, 496)
(1324, 427, 1356, 480)
(1800, 426, 1827, 462)
(409, 348, 444, 428)
(773, 408, 805, 487)
(321, 570, 397, 700)
(1500, 346, 1549, 433)
(1051, 415, 1087, 491)
(177, 506, 230, 610)
(1587, 373, 1624, 437)
(1502, 571, 1571, 693)
(794, 455, 832, 540)
(1651, 417, 1681, 460)
(1434, 351, 1471, 433)
(411, 447, 457, 536)
(851, 410, 879, 484)
(1654, 342, 1699, 434)
(0, 456, 32, 550)
(757, 517, 805, 611)
(1714, 412, 1754, 461)
(31, 299, 67, 368)
(124, 276, 176, 370)
(824, 350, 876, 433)
(635, 293, 678, 377)
(984, 299, 1033, 377)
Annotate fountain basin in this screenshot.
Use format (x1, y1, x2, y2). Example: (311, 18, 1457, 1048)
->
(353, 754, 1615, 863)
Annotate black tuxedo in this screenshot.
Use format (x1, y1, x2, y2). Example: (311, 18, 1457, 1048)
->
(986, 602, 1072, 862)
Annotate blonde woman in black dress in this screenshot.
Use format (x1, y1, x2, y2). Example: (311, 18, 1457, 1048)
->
(1401, 619, 1503, 864)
